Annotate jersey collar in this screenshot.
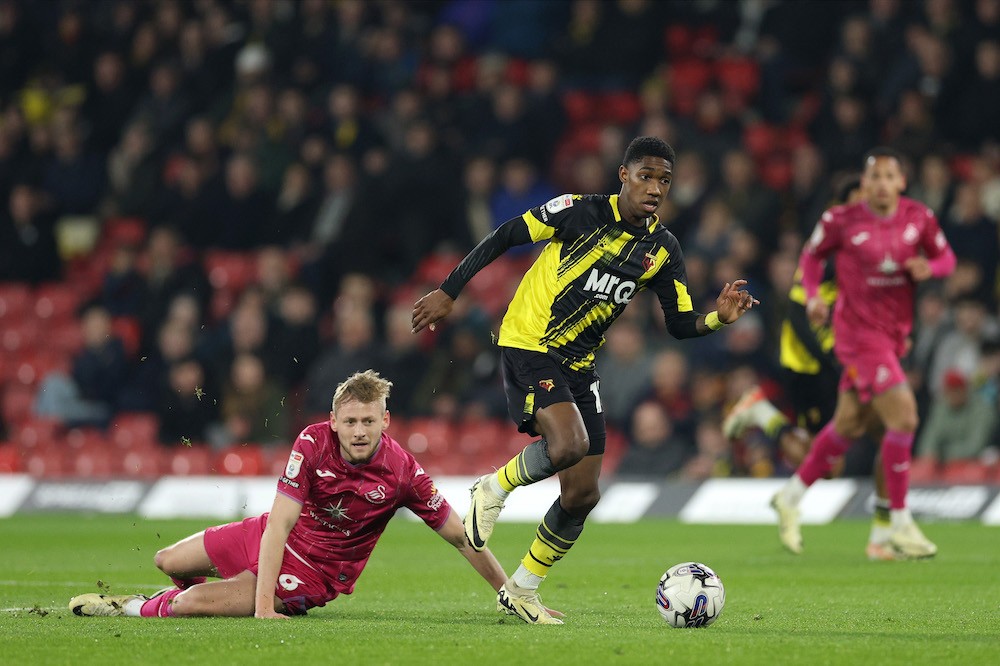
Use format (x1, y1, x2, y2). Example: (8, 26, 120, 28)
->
(610, 195, 659, 234)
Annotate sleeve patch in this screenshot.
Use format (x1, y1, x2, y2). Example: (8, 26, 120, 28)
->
(285, 451, 304, 478)
(545, 194, 574, 214)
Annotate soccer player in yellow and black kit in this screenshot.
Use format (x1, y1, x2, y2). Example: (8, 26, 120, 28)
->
(722, 176, 899, 560)
(411, 136, 759, 624)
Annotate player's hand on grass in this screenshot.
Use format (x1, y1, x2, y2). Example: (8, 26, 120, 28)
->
(255, 608, 290, 620)
(806, 296, 829, 327)
(716, 280, 759, 324)
(543, 604, 565, 618)
(412, 289, 454, 334)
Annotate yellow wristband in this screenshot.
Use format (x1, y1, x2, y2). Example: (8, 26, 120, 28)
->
(705, 311, 726, 331)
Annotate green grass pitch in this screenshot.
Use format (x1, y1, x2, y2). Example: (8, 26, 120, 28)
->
(1, 514, 997, 665)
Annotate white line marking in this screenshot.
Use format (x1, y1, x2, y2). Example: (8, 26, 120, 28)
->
(0, 580, 166, 589)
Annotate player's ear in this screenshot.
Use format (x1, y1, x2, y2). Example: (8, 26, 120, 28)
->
(383, 409, 390, 430)
(329, 410, 337, 431)
(619, 164, 628, 184)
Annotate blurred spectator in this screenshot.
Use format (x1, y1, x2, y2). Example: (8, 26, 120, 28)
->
(211, 352, 290, 448)
(412, 317, 502, 420)
(909, 153, 955, 217)
(928, 296, 997, 395)
(83, 50, 137, 154)
(35, 303, 127, 428)
(119, 317, 199, 412)
(915, 368, 998, 464)
(100, 242, 145, 318)
(715, 149, 782, 249)
(941, 183, 999, 306)
(304, 306, 380, 414)
(616, 401, 693, 477)
(105, 119, 161, 219)
(595, 320, 654, 430)
(136, 226, 208, 341)
(0, 183, 62, 284)
(947, 39, 1000, 149)
(376, 303, 430, 417)
(271, 283, 321, 389)
(43, 121, 105, 215)
(157, 356, 220, 446)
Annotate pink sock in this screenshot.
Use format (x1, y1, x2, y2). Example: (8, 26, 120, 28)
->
(171, 576, 206, 590)
(797, 423, 852, 486)
(881, 430, 914, 510)
(140, 588, 182, 617)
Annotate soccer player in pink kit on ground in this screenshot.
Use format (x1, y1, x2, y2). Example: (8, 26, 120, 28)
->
(68, 370, 512, 619)
(770, 147, 956, 560)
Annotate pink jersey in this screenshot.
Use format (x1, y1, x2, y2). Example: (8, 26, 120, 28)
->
(801, 197, 954, 356)
(275, 422, 452, 595)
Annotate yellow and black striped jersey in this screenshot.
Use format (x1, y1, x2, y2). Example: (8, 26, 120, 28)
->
(496, 194, 695, 371)
(779, 265, 837, 374)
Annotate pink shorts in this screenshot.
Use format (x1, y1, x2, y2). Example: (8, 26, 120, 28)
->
(836, 347, 907, 403)
(204, 514, 336, 614)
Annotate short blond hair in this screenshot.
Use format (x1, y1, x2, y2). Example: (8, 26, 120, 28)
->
(332, 370, 393, 413)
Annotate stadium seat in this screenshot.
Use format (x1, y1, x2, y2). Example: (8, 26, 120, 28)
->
(70, 447, 116, 478)
(167, 445, 213, 475)
(742, 122, 779, 159)
(216, 445, 265, 476)
(101, 217, 147, 248)
(46, 319, 85, 355)
(14, 418, 63, 451)
(404, 418, 455, 457)
(562, 90, 599, 126)
(601, 91, 642, 125)
(264, 446, 293, 477)
(121, 448, 163, 478)
(909, 457, 940, 484)
(203, 250, 258, 292)
(0, 282, 32, 321)
(1, 384, 36, 427)
(663, 24, 695, 59)
(667, 60, 714, 116)
(455, 419, 505, 457)
(64, 427, 107, 451)
(941, 460, 990, 484)
(0, 444, 20, 473)
(10, 351, 71, 387)
(33, 283, 83, 323)
(715, 57, 760, 102)
(23, 449, 68, 477)
(109, 412, 160, 451)
(111, 316, 142, 358)
(1, 319, 41, 355)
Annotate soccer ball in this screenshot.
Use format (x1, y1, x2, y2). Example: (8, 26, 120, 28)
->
(655, 562, 725, 628)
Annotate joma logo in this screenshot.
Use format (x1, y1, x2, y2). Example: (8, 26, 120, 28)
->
(583, 269, 636, 305)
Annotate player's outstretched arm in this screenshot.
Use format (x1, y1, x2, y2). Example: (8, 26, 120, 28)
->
(411, 289, 454, 334)
(254, 493, 300, 619)
(437, 510, 507, 591)
(715, 280, 759, 324)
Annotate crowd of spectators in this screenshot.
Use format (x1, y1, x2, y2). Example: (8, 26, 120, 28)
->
(0, 0, 998, 481)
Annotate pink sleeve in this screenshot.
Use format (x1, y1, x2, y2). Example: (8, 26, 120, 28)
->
(276, 433, 313, 503)
(920, 209, 956, 278)
(799, 209, 840, 300)
(403, 465, 452, 531)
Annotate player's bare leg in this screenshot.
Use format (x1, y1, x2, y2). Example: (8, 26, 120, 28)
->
(154, 530, 217, 588)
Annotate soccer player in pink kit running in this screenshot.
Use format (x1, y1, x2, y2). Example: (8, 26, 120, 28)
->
(68, 370, 510, 619)
(770, 148, 956, 560)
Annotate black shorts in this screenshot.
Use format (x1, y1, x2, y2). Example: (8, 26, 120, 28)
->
(499, 346, 606, 455)
(784, 365, 839, 434)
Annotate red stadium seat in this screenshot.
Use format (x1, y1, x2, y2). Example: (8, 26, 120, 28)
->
(715, 57, 760, 101)
(600, 91, 642, 125)
(110, 412, 160, 451)
(562, 90, 599, 126)
(204, 250, 258, 292)
(404, 418, 455, 457)
(101, 217, 147, 248)
(742, 122, 779, 160)
(23, 449, 68, 477)
(33, 283, 83, 323)
(9, 351, 71, 387)
(0, 282, 32, 321)
(0, 444, 20, 473)
(667, 60, 714, 116)
(70, 447, 117, 478)
(909, 457, 939, 484)
(941, 460, 990, 484)
(1, 319, 41, 355)
(111, 316, 142, 358)
(216, 445, 265, 475)
(168, 445, 213, 475)
(455, 419, 505, 457)
(121, 448, 163, 478)
(14, 418, 63, 451)
(46, 320, 85, 355)
(1, 384, 36, 427)
(264, 446, 293, 477)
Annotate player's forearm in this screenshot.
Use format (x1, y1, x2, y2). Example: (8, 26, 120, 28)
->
(458, 544, 508, 592)
(440, 217, 532, 298)
(254, 526, 289, 612)
(926, 247, 956, 278)
(798, 250, 825, 301)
